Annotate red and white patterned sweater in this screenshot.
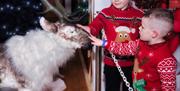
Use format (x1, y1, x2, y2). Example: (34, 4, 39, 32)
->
(89, 4, 143, 67)
(107, 40, 176, 91)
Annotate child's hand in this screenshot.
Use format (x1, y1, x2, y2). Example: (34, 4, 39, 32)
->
(76, 24, 91, 34)
(89, 35, 103, 46)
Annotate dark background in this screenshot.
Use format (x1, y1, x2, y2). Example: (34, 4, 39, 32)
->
(0, 0, 89, 43)
(0, 0, 177, 43)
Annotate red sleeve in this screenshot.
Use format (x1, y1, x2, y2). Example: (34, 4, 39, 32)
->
(106, 40, 139, 56)
(157, 57, 176, 91)
(174, 8, 180, 32)
(88, 13, 104, 36)
(167, 32, 180, 53)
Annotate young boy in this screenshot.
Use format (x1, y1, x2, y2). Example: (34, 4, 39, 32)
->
(77, 0, 143, 91)
(89, 8, 176, 90)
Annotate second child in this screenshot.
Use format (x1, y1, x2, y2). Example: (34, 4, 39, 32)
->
(89, 8, 176, 91)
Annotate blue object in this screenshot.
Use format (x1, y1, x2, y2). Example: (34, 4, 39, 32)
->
(102, 39, 107, 47)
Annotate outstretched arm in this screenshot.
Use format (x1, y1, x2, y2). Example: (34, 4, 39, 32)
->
(89, 35, 139, 56)
(88, 35, 104, 46)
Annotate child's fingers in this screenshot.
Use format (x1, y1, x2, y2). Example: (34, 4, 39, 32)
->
(89, 35, 97, 41)
(76, 24, 82, 27)
(76, 24, 85, 30)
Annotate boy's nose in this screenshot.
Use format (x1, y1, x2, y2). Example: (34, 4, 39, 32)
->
(139, 26, 142, 31)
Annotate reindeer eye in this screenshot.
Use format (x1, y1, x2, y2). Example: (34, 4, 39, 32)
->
(124, 34, 128, 38)
(70, 31, 74, 33)
(119, 34, 123, 38)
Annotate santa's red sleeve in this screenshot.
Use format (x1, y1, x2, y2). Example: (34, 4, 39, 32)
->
(167, 32, 180, 53)
(168, 8, 180, 53)
(174, 8, 180, 33)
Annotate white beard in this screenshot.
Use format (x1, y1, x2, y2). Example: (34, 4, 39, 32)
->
(0, 29, 82, 91)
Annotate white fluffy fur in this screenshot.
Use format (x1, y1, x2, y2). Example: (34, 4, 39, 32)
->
(0, 18, 89, 91)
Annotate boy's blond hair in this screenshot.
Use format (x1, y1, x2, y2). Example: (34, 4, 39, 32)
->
(144, 8, 174, 36)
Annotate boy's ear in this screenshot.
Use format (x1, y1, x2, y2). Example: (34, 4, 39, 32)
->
(151, 30, 158, 38)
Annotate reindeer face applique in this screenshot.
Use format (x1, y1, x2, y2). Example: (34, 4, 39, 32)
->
(115, 26, 136, 42)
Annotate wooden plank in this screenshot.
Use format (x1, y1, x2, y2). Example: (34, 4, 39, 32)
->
(59, 50, 91, 91)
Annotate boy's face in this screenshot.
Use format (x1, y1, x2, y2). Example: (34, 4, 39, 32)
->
(139, 17, 153, 41)
(112, 0, 130, 10)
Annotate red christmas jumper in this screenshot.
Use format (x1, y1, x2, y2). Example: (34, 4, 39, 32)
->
(89, 5, 143, 67)
(107, 40, 176, 91)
